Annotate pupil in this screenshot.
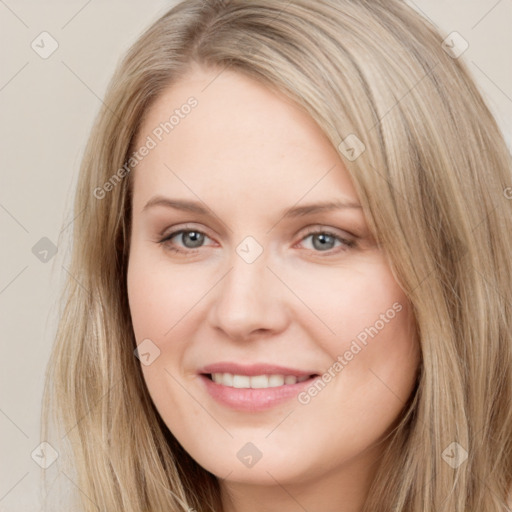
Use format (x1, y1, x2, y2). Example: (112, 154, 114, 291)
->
(313, 233, 334, 251)
(184, 231, 204, 248)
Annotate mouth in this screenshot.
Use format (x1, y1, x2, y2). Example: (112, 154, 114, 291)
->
(202, 372, 317, 388)
(198, 368, 320, 412)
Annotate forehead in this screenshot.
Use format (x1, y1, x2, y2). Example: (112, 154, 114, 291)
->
(132, 66, 358, 213)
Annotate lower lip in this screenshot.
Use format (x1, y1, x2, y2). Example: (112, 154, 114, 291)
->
(199, 374, 319, 412)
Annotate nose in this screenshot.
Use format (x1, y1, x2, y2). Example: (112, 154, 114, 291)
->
(207, 249, 290, 341)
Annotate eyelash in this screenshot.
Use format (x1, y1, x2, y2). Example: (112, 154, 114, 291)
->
(157, 226, 357, 256)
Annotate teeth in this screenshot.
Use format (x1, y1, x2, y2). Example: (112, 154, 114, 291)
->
(284, 375, 297, 385)
(250, 375, 269, 388)
(210, 373, 311, 388)
(269, 374, 284, 387)
(233, 375, 250, 388)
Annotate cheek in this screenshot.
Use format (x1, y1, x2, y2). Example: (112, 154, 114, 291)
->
(293, 260, 420, 414)
(127, 247, 205, 341)
(285, 258, 415, 355)
(127, 250, 199, 422)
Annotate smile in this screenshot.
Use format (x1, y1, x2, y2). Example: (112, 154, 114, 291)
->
(197, 363, 321, 412)
(208, 373, 312, 388)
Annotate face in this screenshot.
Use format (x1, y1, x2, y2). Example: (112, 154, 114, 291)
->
(127, 64, 420, 499)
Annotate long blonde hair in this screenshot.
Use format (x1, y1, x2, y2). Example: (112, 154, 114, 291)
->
(41, 0, 512, 510)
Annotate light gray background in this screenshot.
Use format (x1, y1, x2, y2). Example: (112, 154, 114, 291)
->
(1, 1, 511, 510)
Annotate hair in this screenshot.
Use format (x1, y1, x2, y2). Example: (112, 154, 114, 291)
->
(41, 0, 512, 510)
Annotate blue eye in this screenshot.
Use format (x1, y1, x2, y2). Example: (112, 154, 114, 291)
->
(158, 228, 356, 255)
(160, 230, 211, 253)
(299, 230, 356, 253)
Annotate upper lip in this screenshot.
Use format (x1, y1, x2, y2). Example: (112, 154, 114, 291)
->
(198, 362, 318, 377)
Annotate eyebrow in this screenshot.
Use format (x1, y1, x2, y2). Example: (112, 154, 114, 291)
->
(142, 196, 362, 218)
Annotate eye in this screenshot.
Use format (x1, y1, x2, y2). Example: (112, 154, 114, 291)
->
(158, 226, 357, 255)
(297, 229, 356, 254)
(158, 228, 214, 254)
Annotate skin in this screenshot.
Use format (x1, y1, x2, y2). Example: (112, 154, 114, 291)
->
(127, 64, 421, 512)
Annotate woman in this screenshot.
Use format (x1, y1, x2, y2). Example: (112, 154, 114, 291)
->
(41, 0, 512, 510)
